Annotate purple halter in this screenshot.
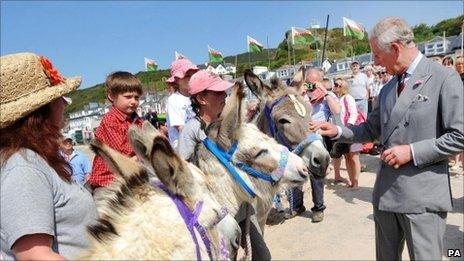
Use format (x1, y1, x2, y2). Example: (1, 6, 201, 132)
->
(154, 181, 214, 260)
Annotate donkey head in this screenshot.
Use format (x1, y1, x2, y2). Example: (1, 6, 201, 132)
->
(205, 82, 309, 194)
(128, 122, 241, 258)
(244, 67, 330, 178)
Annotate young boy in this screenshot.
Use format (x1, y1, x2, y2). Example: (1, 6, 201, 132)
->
(88, 71, 143, 204)
(165, 58, 199, 149)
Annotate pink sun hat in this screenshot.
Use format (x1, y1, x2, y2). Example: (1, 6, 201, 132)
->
(165, 58, 199, 83)
(188, 70, 234, 95)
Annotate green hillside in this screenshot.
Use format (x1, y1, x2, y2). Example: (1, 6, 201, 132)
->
(66, 15, 463, 115)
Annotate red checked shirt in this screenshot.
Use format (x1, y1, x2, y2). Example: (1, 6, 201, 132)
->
(89, 106, 143, 187)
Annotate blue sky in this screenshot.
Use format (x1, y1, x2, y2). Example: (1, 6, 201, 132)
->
(1, 1, 462, 89)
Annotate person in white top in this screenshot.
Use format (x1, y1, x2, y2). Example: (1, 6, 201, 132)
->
(332, 77, 363, 189)
(364, 65, 375, 113)
(164, 58, 199, 149)
(345, 61, 369, 116)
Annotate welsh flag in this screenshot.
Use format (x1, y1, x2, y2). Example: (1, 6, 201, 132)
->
(175, 51, 186, 60)
(247, 35, 264, 53)
(144, 58, 157, 72)
(291, 27, 315, 45)
(208, 45, 223, 63)
(343, 17, 365, 40)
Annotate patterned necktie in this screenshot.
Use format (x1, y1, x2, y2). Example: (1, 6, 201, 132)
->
(397, 73, 406, 96)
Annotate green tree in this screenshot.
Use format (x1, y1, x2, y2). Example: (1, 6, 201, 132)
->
(413, 23, 434, 43)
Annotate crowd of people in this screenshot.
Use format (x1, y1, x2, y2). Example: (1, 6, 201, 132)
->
(1, 16, 463, 260)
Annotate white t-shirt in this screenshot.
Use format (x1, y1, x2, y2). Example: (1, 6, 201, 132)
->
(349, 72, 369, 100)
(370, 80, 383, 98)
(166, 91, 195, 149)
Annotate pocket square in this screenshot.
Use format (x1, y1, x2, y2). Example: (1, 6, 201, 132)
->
(416, 94, 428, 102)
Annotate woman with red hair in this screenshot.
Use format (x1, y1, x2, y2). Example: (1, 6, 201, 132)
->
(0, 53, 97, 260)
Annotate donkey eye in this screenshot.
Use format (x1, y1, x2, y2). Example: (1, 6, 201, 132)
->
(278, 118, 290, 125)
(255, 149, 268, 158)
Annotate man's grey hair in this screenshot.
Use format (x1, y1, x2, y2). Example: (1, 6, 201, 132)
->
(369, 17, 415, 53)
(306, 67, 324, 81)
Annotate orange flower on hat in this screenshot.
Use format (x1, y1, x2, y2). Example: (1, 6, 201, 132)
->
(39, 56, 64, 85)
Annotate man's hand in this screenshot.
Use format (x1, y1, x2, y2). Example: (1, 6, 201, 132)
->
(310, 121, 339, 138)
(380, 145, 412, 169)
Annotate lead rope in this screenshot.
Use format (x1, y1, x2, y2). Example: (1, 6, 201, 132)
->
(242, 203, 253, 261)
(220, 237, 230, 260)
(286, 188, 294, 214)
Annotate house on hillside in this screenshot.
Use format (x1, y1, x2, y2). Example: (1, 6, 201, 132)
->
(139, 92, 169, 115)
(224, 63, 237, 74)
(67, 103, 109, 139)
(325, 53, 373, 79)
(66, 92, 169, 143)
(417, 34, 462, 58)
(275, 65, 296, 82)
(203, 63, 237, 76)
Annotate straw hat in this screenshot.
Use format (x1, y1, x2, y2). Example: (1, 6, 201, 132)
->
(0, 52, 81, 128)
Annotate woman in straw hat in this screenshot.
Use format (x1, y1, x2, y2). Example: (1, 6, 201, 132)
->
(0, 53, 98, 259)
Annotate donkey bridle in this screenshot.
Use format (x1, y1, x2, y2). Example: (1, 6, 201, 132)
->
(153, 181, 229, 260)
(263, 94, 323, 154)
(203, 138, 289, 198)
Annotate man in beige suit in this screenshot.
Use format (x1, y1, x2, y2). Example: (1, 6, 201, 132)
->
(312, 17, 464, 260)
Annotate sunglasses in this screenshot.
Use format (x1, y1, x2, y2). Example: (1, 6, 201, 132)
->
(304, 82, 317, 91)
(333, 82, 340, 88)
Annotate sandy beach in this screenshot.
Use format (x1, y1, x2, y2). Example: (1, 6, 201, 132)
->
(264, 154, 464, 260)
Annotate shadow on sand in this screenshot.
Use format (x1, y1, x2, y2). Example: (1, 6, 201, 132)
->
(266, 206, 315, 226)
(325, 178, 374, 204)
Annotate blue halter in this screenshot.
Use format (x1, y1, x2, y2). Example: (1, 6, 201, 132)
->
(264, 95, 323, 154)
(203, 138, 289, 198)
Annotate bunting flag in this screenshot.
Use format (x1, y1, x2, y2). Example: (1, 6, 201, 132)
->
(175, 51, 186, 60)
(247, 35, 264, 53)
(208, 45, 224, 63)
(343, 17, 365, 40)
(144, 57, 157, 72)
(291, 27, 315, 45)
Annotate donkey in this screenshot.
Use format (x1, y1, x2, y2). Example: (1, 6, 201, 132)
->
(80, 134, 241, 260)
(189, 82, 310, 259)
(244, 67, 331, 179)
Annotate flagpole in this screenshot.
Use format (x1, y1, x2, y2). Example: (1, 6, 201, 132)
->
(292, 43, 296, 67)
(290, 28, 296, 67)
(312, 19, 321, 64)
(461, 22, 463, 56)
(207, 45, 210, 65)
(321, 14, 330, 67)
(349, 14, 355, 63)
(235, 55, 238, 78)
(248, 52, 251, 68)
(287, 31, 291, 66)
(443, 31, 446, 53)
(267, 36, 271, 70)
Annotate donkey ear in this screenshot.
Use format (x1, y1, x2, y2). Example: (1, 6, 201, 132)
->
(244, 69, 272, 101)
(290, 66, 306, 91)
(217, 82, 245, 148)
(129, 124, 151, 163)
(90, 139, 143, 180)
(149, 134, 195, 200)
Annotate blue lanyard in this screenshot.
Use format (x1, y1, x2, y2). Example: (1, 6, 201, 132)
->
(203, 138, 257, 198)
